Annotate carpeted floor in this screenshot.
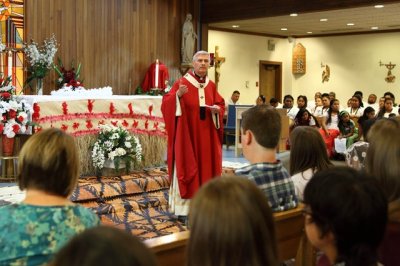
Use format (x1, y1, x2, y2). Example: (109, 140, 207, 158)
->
(71, 168, 187, 240)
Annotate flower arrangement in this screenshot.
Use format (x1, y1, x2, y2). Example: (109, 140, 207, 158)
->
(92, 125, 142, 172)
(23, 34, 58, 92)
(0, 76, 32, 138)
(53, 57, 83, 90)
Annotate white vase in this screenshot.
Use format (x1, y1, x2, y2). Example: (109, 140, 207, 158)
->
(103, 159, 126, 169)
(36, 78, 43, 95)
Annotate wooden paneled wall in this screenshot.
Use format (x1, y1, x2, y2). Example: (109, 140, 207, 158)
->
(25, 0, 199, 95)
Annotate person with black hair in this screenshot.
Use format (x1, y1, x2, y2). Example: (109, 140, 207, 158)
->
(356, 106, 376, 142)
(256, 94, 266, 105)
(303, 167, 388, 266)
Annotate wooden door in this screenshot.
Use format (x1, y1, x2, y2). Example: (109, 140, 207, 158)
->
(259, 61, 282, 103)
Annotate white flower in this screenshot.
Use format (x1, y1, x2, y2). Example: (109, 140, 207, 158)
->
(116, 148, 126, 156)
(125, 142, 132, 148)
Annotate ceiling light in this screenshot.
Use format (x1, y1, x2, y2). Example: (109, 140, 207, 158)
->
(232, 25, 240, 28)
(374, 5, 384, 8)
(320, 18, 328, 22)
(371, 26, 379, 30)
(290, 13, 298, 17)
(281, 28, 288, 31)
(307, 31, 313, 34)
(347, 23, 355, 26)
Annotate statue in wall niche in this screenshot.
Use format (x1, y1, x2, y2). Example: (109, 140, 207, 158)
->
(321, 63, 330, 83)
(181, 13, 197, 65)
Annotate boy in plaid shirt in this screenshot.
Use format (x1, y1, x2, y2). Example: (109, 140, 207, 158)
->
(235, 105, 298, 211)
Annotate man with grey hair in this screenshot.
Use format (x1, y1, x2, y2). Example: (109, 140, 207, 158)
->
(161, 51, 225, 221)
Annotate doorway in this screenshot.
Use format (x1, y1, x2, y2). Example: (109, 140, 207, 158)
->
(259, 61, 282, 103)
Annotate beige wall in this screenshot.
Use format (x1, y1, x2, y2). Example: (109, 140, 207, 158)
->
(209, 30, 400, 106)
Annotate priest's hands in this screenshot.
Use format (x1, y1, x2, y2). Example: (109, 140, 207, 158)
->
(177, 81, 188, 98)
(208, 105, 221, 114)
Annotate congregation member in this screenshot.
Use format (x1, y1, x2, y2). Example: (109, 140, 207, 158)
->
(366, 118, 400, 266)
(287, 95, 308, 120)
(310, 95, 323, 116)
(255, 94, 266, 105)
(328, 91, 336, 101)
(0, 128, 100, 265)
(290, 108, 319, 130)
(161, 51, 225, 221)
(289, 127, 332, 201)
(304, 167, 388, 266)
(356, 106, 376, 141)
(235, 105, 298, 211)
(269, 97, 282, 108)
(338, 110, 358, 148)
(187, 176, 278, 266)
(307, 91, 321, 111)
(320, 99, 341, 158)
(282, 94, 294, 111)
(353, 90, 366, 107)
(366, 93, 379, 110)
(346, 94, 364, 118)
(377, 97, 396, 119)
(51, 226, 156, 266)
(224, 90, 240, 115)
(320, 93, 331, 117)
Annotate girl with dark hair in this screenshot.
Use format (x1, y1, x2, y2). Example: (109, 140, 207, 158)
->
(377, 97, 396, 119)
(289, 127, 332, 201)
(357, 106, 376, 141)
(304, 167, 388, 266)
(346, 94, 364, 118)
(338, 110, 358, 148)
(319, 99, 340, 158)
(288, 95, 308, 120)
(292, 108, 320, 129)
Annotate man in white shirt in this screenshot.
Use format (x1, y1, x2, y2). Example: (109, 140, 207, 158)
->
(225, 90, 241, 115)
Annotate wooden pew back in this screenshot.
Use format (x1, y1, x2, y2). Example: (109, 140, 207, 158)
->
(145, 205, 315, 266)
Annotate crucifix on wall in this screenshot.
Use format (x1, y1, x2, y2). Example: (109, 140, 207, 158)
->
(214, 46, 225, 90)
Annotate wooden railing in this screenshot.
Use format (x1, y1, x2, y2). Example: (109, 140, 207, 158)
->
(145, 205, 316, 266)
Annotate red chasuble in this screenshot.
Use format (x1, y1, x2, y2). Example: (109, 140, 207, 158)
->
(161, 72, 225, 199)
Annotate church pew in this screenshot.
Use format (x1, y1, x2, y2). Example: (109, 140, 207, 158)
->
(145, 204, 316, 266)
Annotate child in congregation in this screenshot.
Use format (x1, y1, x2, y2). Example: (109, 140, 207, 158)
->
(289, 126, 332, 201)
(235, 105, 298, 212)
(303, 167, 388, 266)
(311, 96, 323, 116)
(338, 110, 358, 148)
(50, 226, 157, 266)
(377, 97, 396, 118)
(291, 108, 320, 130)
(0, 128, 100, 265)
(187, 176, 278, 266)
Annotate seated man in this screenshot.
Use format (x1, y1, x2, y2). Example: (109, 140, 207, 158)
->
(235, 105, 298, 212)
(224, 90, 240, 116)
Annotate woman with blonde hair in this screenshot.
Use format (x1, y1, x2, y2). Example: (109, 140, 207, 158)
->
(187, 176, 277, 266)
(366, 117, 400, 266)
(0, 128, 100, 265)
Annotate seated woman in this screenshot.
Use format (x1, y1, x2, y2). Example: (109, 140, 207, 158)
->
(357, 106, 376, 142)
(291, 108, 320, 130)
(377, 97, 396, 119)
(289, 127, 332, 201)
(345, 94, 364, 119)
(187, 176, 278, 266)
(0, 128, 100, 265)
(51, 226, 156, 266)
(303, 167, 388, 266)
(319, 99, 341, 158)
(366, 117, 400, 266)
(287, 95, 308, 120)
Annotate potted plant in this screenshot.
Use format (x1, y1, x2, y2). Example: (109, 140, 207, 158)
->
(92, 124, 142, 176)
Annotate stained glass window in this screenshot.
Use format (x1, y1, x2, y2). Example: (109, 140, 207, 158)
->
(0, 0, 24, 93)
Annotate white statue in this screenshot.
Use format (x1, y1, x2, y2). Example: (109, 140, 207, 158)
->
(181, 14, 197, 64)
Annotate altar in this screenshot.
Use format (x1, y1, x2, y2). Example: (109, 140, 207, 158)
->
(20, 95, 167, 176)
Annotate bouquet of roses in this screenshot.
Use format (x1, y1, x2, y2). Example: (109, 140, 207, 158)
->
(0, 76, 32, 138)
(92, 125, 142, 172)
(53, 57, 83, 90)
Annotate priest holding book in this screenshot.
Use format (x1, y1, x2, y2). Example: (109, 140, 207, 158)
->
(161, 51, 225, 221)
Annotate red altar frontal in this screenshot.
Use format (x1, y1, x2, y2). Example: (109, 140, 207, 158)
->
(20, 95, 167, 176)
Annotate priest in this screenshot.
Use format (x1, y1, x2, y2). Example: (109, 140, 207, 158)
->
(161, 51, 225, 220)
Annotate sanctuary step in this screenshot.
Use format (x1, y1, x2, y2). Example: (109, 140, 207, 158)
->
(71, 168, 187, 240)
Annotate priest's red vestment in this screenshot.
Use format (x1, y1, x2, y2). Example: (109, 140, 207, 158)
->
(161, 72, 225, 199)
